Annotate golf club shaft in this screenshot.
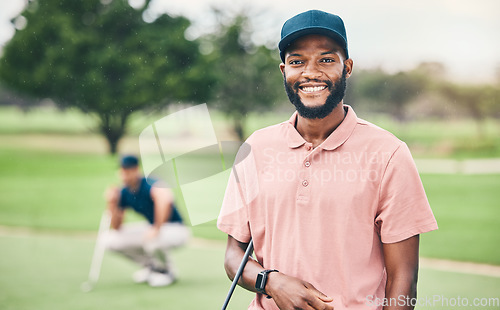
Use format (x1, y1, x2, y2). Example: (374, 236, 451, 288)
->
(221, 239, 254, 310)
(86, 211, 111, 284)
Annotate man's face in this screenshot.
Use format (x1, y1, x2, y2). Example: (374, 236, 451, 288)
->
(119, 166, 140, 187)
(280, 35, 353, 119)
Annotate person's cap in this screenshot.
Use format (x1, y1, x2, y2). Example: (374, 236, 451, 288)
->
(279, 10, 349, 62)
(120, 155, 139, 168)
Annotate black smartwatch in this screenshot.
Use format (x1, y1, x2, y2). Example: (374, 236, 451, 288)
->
(255, 269, 279, 298)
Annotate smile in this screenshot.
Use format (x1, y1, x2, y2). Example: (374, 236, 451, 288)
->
(300, 86, 327, 93)
(299, 85, 328, 94)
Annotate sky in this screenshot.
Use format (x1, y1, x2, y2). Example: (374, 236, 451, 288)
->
(1, 0, 499, 83)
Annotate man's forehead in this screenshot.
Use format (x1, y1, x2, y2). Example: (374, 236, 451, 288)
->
(286, 35, 342, 55)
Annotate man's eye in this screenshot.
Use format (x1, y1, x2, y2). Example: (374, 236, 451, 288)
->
(321, 58, 335, 63)
(289, 60, 303, 65)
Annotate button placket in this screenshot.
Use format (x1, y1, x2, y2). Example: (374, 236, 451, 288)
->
(296, 146, 312, 202)
(302, 152, 311, 187)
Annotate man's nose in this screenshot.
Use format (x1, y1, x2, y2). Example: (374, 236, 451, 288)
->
(302, 62, 322, 80)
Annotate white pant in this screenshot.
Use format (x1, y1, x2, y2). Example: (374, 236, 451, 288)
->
(106, 222, 190, 272)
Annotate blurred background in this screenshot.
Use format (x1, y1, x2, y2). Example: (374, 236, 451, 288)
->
(0, 0, 499, 309)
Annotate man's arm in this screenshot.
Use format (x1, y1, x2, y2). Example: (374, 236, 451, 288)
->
(105, 186, 124, 230)
(224, 235, 333, 310)
(149, 186, 174, 232)
(382, 235, 419, 310)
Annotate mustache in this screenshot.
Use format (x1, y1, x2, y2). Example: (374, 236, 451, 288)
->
(292, 79, 334, 91)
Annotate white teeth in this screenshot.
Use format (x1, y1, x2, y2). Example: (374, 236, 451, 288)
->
(301, 86, 326, 93)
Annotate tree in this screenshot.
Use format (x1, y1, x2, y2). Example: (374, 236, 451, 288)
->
(0, 0, 211, 153)
(440, 82, 499, 137)
(204, 9, 285, 140)
(354, 68, 427, 122)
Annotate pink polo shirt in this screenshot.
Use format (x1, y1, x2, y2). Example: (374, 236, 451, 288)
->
(217, 105, 438, 310)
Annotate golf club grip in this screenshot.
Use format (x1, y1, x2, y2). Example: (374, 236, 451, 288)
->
(221, 239, 254, 310)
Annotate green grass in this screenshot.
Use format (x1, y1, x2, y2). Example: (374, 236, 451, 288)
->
(0, 148, 117, 230)
(0, 146, 228, 239)
(0, 233, 499, 310)
(360, 114, 500, 159)
(1, 105, 499, 158)
(0, 146, 499, 264)
(0, 106, 97, 135)
(420, 174, 500, 265)
(415, 268, 500, 310)
(0, 234, 254, 310)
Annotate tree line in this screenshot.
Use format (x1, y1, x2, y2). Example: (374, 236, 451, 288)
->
(345, 62, 500, 137)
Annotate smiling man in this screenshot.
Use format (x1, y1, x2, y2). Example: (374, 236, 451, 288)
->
(218, 10, 438, 310)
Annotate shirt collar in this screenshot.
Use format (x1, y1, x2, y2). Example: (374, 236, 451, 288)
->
(283, 105, 358, 151)
(284, 111, 306, 148)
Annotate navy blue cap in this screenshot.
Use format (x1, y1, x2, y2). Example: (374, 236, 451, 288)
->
(120, 155, 139, 168)
(279, 10, 349, 62)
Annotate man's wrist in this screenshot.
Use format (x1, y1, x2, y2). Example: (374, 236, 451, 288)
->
(255, 269, 279, 297)
(264, 271, 279, 297)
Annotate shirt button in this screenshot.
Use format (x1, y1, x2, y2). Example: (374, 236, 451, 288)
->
(302, 180, 309, 187)
(304, 161, 311, 167)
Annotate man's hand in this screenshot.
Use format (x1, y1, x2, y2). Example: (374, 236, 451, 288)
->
(224, 235, 333, 310)
(104, 187, 119, 203)
(144, 227, 160, 242)
(104, 186, 124, 230)
(266, 272, 334, 310)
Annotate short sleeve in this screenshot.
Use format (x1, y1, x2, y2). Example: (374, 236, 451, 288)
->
(217, 141, 258, 243)
(375, 142, 438, 243)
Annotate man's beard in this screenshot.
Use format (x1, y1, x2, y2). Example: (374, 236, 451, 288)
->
(284, 67, 347, 119)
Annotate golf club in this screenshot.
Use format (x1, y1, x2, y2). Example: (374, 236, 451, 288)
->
(221, 239, 254, 310)
(81, 210, 111, 293)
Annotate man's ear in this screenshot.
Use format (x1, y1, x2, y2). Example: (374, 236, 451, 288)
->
(280, 63, 285, 75)
(344, 58, 353, 78)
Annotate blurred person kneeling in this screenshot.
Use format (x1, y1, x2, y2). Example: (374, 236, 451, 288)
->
(105, 155, 189, 287)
